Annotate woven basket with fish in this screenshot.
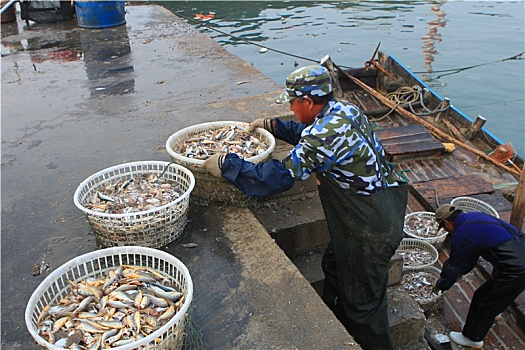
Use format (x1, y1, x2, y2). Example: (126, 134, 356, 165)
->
(165, 121, 275, 205)
(74, 161, 195, 248)
(401, 265, 443, 312)
(25, 246, 193, 350)
(450, 196, 499, 218)
(403, 211, 448, 248)
(166, 121, 275, 168)
(396, 238, 439, 268)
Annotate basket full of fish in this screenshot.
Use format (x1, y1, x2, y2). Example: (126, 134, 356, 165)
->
(403, 211, 448, 248)
(74, 161, 195, 248)
(25, 246, 193, 350)
(401, 265, 443, 312)
(165, 121, 275, 205)
(396, 238, 439, 269)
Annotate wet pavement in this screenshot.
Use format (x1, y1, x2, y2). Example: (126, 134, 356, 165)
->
(4, 3, 524, 350)
(2, 4, 358, 349)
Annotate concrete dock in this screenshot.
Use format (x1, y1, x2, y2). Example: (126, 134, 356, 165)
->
(3, 3, 524, 350)
(1, 4, 359, 349)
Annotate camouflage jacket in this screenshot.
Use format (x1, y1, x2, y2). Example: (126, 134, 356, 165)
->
(221, 98, 399, 197)
(279, 98, 399, 194)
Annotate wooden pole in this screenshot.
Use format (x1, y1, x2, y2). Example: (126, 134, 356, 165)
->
(466, 115, 486, 140)
(510, 163, 525, 230)
(328, 58, 522, 177)
(322, 55, 344, 100)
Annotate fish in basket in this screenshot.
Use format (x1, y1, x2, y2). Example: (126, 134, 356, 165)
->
(403, 211, 448, 248)
(74, 161, 195, 248)
(25, 246, 193, 350)
(165, 121, 275, 205)
(401, 265, 443, 313)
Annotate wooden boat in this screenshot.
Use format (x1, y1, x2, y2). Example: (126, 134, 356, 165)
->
(312, 51, 525, 348)
(321, 51, 523, 225)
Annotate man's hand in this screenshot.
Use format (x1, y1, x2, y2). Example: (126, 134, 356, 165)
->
(432, 284, 441, 295)
(202, 153, 226, 178)
(248, 118, 273, 133)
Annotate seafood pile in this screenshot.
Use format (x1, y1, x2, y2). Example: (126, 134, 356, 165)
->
(36, 265, 185, 349)
(401, 271, 439, 300)
(174, 125, 269, 160)
(404, 214, 446, 239)
(83, 174, 184, 214)
(397, 247, 435, 267)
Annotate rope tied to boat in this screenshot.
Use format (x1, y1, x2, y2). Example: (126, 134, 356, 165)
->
(372, 85, 451, 121)
(386, 85, 451, 117)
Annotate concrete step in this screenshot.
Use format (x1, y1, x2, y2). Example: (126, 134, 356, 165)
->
(250, 193, 428, 349)
(290, 250, 427, 349)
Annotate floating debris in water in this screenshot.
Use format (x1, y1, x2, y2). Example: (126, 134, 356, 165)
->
(402, 271, 439, 300)
(83, 174, 183, 214)
(36, 265, 185, 348)
(174, 125, 269, 160)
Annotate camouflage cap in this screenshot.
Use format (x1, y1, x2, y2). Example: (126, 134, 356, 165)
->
(274, 65, 332, 104)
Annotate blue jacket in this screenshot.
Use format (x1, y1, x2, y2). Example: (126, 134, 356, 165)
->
(436, 212, 524, 290)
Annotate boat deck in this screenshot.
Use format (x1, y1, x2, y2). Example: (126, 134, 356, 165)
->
(337, 61, 525, 348)
(407, 194, 525, 349)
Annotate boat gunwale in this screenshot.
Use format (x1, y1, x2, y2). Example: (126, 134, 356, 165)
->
(383, 52, 523, 167)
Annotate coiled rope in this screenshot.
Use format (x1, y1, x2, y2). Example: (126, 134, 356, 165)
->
(372, 85, 451, 121)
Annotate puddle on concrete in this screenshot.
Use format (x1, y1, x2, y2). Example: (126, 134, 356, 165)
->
(2, 19, 135, 97)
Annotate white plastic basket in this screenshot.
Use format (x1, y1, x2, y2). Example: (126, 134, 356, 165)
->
(25, 246, 193, 350)
(402, 265, 443, 312)
(165, 121, 276, 170)
(396, 238, 439, 268)
(74, 161, 195, 248)
(403, 211, 448, 248)
(450, 197, 499, 218)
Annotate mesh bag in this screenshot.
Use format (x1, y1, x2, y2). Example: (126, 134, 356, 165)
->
(20, 0, 74, 23)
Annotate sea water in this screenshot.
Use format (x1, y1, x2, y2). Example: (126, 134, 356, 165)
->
(160, 1, 525, 156)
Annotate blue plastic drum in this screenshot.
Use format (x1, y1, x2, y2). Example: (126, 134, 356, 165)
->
(75, 0, 126, 29)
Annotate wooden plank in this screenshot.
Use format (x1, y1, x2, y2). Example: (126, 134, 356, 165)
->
(410, 174, 494, 210)
(376, 125, 444, 159)
(510, 163, 525, 230)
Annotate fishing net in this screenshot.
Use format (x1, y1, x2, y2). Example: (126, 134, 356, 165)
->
(182, 308, 205, 350)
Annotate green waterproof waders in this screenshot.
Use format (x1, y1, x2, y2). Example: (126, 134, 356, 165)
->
(318, 175, 408, 350)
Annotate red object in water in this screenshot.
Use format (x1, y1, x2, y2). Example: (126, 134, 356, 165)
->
(194, 12, 215, 21)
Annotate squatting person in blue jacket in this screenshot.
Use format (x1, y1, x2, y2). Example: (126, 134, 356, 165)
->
(433, 204, 525, 349)
(203, 65, 408, 350)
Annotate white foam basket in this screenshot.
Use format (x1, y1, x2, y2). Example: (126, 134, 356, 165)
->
(450, 197, 499, 218)
(74, 161, 195, 248)
(25, 246, 193, 350)
(165, 121, 275, 170)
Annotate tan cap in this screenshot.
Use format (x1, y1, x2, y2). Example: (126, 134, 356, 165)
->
(435, 204, 456, 228)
